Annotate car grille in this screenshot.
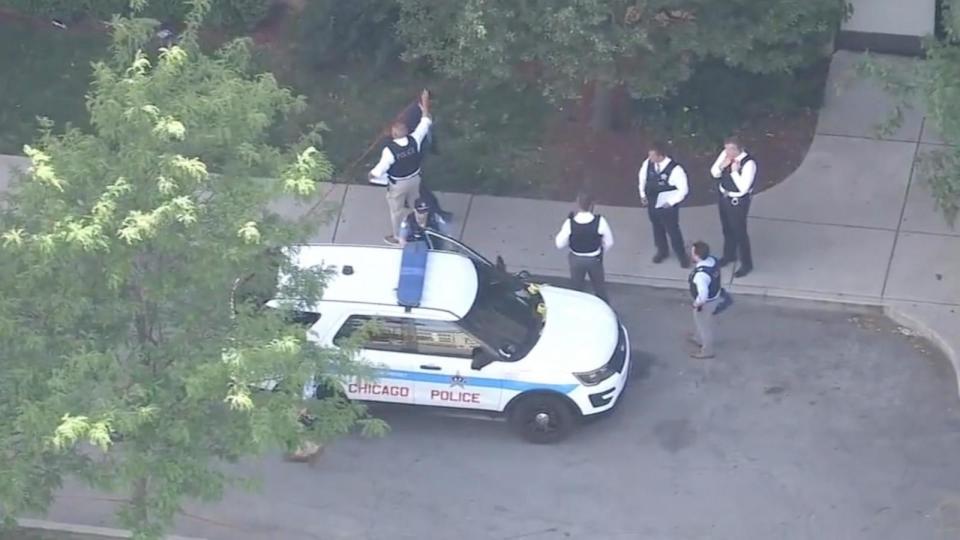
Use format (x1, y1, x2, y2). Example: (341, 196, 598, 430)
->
(606, 325, 627, 373)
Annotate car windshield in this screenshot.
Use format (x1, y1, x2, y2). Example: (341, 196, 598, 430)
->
(459, 261, 543, 359)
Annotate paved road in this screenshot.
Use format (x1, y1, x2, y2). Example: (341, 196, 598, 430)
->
(46, 285, 960, 540)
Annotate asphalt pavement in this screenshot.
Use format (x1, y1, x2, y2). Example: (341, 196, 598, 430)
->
(43, 284, 960, 540)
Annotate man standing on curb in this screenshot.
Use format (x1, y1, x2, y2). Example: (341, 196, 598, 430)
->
(709, 136, 756, 277)
(369, 89, 432, 245)
(554, 192, 614, 302)
(638, 141, 690, 268)
(688, 241, 723, 359)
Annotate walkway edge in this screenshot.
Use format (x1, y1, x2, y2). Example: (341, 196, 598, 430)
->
(15, 517, 207, 540)
(594, 275, 960, 401)
(884, 302, 960, 400)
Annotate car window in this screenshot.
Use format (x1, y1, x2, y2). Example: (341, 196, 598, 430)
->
(411, 319, 482, 358)
(425, 231, 492, 267)
(334, 315, 411, 353)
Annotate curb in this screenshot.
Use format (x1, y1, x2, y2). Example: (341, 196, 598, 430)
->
(582, 272, 960, 400)
(884, 303, 960, 400)
(16, 518, 207, 540)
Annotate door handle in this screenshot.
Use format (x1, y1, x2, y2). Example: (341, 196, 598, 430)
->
(419, 364, 442, 371)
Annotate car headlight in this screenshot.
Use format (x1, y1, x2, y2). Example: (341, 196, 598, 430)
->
(573, 365, 615, 386)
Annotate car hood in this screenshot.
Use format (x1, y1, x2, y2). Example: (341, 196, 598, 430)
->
(524, 285, 619, 372)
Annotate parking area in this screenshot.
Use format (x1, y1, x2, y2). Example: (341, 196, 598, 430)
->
(48, 285, 960, 540)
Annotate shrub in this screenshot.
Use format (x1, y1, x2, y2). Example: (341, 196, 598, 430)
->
(293, 0, 402, 72)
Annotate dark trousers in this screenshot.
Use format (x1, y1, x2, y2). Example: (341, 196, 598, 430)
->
(568, 253, 608, 302)
(718, 194, 753, 268)
(648, 205, 687, 261)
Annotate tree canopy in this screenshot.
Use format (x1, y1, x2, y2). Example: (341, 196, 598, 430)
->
(395, 0, 850, 101)
(0, 3, 382, 538)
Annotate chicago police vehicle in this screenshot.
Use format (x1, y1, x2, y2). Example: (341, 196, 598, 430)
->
(270, 231, 630, 443)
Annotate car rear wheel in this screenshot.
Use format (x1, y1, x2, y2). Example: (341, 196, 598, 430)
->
(508, 394, 577, 444)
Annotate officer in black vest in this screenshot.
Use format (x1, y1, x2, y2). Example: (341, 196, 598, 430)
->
(369, 90, 433, 245)
(638, 141, 690, 268)
(709, 136, 757, 277)
(688, 241, 722, 359)
(554, 192, 615, 302)
(399, 198, 450, 247)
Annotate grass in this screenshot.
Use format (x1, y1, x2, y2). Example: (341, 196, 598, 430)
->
(0, 17, 108, 155)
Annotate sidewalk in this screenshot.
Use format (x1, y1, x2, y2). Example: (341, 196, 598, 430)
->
(0, 52, 956, 396)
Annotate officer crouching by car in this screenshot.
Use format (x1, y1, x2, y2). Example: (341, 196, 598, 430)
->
(399, 197, 450, 247)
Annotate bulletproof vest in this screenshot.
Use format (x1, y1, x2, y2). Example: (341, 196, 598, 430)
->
(688, 258, 722, 300)
(567, 212, 602, 254)
(404, 211, 438, 242)
(719, 154, 755, 193)
(644, 159, 681, 199)
(386, 136, 423, 180)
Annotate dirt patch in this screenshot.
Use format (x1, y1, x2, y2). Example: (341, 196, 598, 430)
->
(531, 108, 818, 207)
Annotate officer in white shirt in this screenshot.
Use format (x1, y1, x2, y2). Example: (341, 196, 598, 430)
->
(554, 192, 614, 302)
(369, 89, 432, 245)
(709, 136, 757, 277)
(638, 142, 690, 268)
(688, 241, 722, 359)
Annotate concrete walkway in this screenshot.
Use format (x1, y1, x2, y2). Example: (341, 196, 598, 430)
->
(0, 51, 957, 395)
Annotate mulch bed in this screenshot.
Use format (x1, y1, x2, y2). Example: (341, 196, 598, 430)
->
(531, 108, 818, 208)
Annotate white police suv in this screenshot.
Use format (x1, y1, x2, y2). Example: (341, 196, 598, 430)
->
(272, 231, 630, 443)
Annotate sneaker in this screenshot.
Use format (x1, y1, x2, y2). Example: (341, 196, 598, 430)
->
(383, 235, 399, 245)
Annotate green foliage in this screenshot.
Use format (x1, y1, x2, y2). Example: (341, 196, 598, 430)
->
(293, 0, 402, 72)
(0, 0, 270, 30)
(0, 11, 383, 540)
(634, 58, 828, 143)
(395, 0, 849, 101)
(859, 35, 960, 226)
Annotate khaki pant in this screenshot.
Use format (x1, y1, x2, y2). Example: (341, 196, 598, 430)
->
(386, 174, 422, 237)
(692, 305, 715, 356)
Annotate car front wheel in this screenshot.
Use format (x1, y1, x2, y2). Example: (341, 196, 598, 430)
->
(508, 394, 577, 444)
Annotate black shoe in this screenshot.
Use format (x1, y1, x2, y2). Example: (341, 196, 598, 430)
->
(679, 259, 691, 269)
(733, 265, 753, 278)
(652, 253, 668, 264)
(718, 257, 733, 268)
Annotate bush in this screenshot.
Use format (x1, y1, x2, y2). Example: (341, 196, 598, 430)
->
(0, 0, 270, 30)
(633, 59, 829, 144)
(293, 0, 402, 72)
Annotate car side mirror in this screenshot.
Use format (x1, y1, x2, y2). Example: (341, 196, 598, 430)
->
(471, 348, 496, 371)
(495, 255, 507, 272)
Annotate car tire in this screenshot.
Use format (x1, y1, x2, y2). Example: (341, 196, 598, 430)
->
(508, 394, 577, 444)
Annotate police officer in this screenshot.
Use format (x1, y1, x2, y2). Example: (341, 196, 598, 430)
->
(554, 192, 614, 302)
(638, 141, 690, 268)
(689, 241, 727, 359)
(369, 89, 432, 245)
(399, 198, 449, 247)
(709, 136, 756, 277)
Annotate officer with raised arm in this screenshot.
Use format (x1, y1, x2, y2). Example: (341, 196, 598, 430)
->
(638, 141, 690, 268)
(554, 192, 614, 302)
(369, 89, 432, 245)
(709, 136, 757, 277)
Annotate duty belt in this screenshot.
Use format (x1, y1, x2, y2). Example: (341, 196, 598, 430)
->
(722, 191, 751, 206)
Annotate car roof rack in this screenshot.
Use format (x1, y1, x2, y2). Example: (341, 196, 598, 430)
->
(397, 241, 428, 312)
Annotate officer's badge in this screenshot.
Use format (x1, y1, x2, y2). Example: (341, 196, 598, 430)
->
(660, 173, 668, 181)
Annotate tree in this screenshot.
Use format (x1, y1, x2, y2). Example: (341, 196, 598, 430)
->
(859, 0, 960, 226)
(0, 2, 383, 538)
(395, 0, 849, 129)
